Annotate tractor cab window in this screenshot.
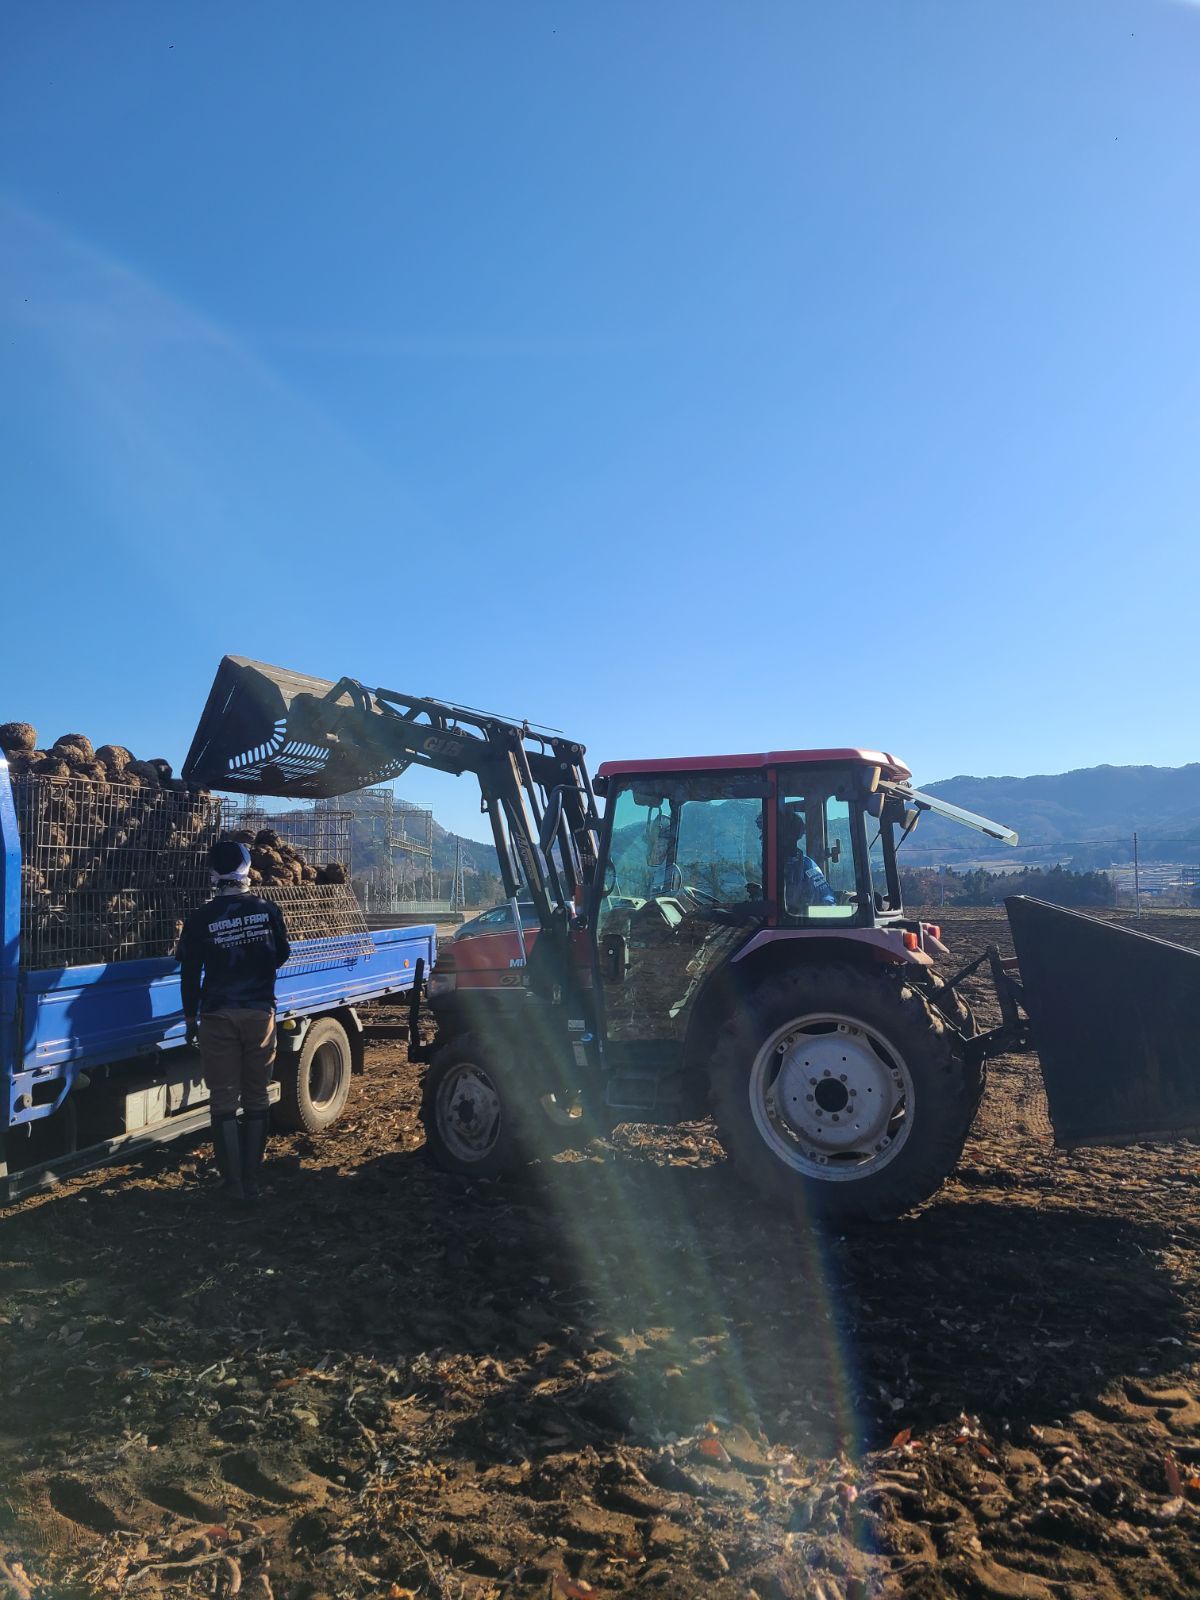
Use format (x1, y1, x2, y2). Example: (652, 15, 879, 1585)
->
(600, 775, 767, 923)
(866, 811, 902, 914)
(596, 773, 768, 1044)
(777, 771, 869, 924)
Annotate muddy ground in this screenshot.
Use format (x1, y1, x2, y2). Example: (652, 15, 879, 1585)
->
(3, 908, 1200, 1599)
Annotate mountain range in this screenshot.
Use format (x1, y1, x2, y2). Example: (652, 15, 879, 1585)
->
(913, 764, 1200, 866)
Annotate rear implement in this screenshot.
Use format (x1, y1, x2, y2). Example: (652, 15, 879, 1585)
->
(1004, 896, 1200, 1148)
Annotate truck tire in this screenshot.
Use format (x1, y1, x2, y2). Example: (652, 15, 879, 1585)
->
(708, 964, 977, 1223)
(274, 1018, 353, 1133)
(419, 1032, 579, 1178)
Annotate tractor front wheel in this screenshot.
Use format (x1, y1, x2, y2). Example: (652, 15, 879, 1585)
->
(420, 1032, 584, 1178)
(709, 965, 977, 1223)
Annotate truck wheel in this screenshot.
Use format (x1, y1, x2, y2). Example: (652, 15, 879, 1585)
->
(275, 1018, 353, 1133)
(708, 964, 977, 1223)
(419, 1033, 579, 1177)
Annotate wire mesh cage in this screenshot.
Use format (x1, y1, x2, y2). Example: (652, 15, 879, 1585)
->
(13, 776, 371, 971)
(259, 883, 375, 970)
(14, 775, 224, 968)
(218, 803, 353, 876)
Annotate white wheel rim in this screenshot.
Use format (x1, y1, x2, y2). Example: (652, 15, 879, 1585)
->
(748, 1011, 914, 1181)
(437, 1062, 502, 1163)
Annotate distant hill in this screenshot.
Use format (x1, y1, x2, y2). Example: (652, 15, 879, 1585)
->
(910, 764, 1200, 867)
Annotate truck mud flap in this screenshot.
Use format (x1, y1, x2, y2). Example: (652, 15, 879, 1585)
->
(1006, 895, 1200, 1147)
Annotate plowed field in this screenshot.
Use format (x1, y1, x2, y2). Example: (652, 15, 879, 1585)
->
(2, 908, 1200, 1599)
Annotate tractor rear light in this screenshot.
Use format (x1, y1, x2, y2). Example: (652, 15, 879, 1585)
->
(927, 924, 941, 942)
(902, 931, 920, 951)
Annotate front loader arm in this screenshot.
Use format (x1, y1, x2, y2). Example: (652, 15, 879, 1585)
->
(182, 655, 601, 930)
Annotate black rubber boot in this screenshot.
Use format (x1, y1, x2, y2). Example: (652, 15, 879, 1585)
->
(240, 1109, 270, 1203)
(211, 1112, 245, 1202)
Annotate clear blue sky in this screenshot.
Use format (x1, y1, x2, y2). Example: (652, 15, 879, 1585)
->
(3, 0, 1197, 839)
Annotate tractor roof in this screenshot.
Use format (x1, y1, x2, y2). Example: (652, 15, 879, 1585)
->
(596, 749, 912, 782)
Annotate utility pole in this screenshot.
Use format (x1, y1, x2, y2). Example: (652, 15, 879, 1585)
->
(1133, 831, 1141, 919)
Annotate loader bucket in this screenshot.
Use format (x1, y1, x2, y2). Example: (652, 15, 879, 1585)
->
(1006, 895, 1200, 1147)
(183, 655, 417, 797)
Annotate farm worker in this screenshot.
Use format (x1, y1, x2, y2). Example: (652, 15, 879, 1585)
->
(780, 809, 837, 912)
(176, 840, 291, 1205)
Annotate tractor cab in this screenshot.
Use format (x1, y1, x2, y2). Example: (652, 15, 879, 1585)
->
(593, 748, 914, 940)
(585, 750, 937, 1116)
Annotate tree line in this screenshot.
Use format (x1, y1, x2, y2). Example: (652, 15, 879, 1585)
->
(899, 864, 1115, 908)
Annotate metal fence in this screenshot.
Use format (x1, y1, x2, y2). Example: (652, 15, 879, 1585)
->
(13, 776, 368, 970)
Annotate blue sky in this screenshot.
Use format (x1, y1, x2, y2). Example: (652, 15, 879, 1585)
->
(2, 0, 1198, 840)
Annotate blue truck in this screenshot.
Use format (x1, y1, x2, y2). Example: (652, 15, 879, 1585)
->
(0, 758, 434, 1201)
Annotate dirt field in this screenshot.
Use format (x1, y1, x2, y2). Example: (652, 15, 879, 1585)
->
(3, 908, 1200, 1599)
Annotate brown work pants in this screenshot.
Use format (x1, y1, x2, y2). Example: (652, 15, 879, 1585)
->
(200, 1007, 276, 1116)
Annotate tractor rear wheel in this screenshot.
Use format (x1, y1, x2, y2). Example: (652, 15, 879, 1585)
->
(709, 964, 978, 1222)
(419, 1032, 584, 1178)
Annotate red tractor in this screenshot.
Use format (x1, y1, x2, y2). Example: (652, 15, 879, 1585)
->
(186, 658, 1200, 1222)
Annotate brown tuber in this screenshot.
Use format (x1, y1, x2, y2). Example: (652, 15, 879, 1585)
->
(125, 759, 162, 786)
(95, 745, 133, 777)
(54, 734, 95, 761)
(0, 723, 37, 754)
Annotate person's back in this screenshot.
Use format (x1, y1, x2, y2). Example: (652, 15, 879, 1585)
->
(181, 889, 290, 1014)
(177, 841, 291, 1205)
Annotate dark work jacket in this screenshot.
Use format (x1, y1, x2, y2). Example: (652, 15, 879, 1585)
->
(176, 891, 291, 1017)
